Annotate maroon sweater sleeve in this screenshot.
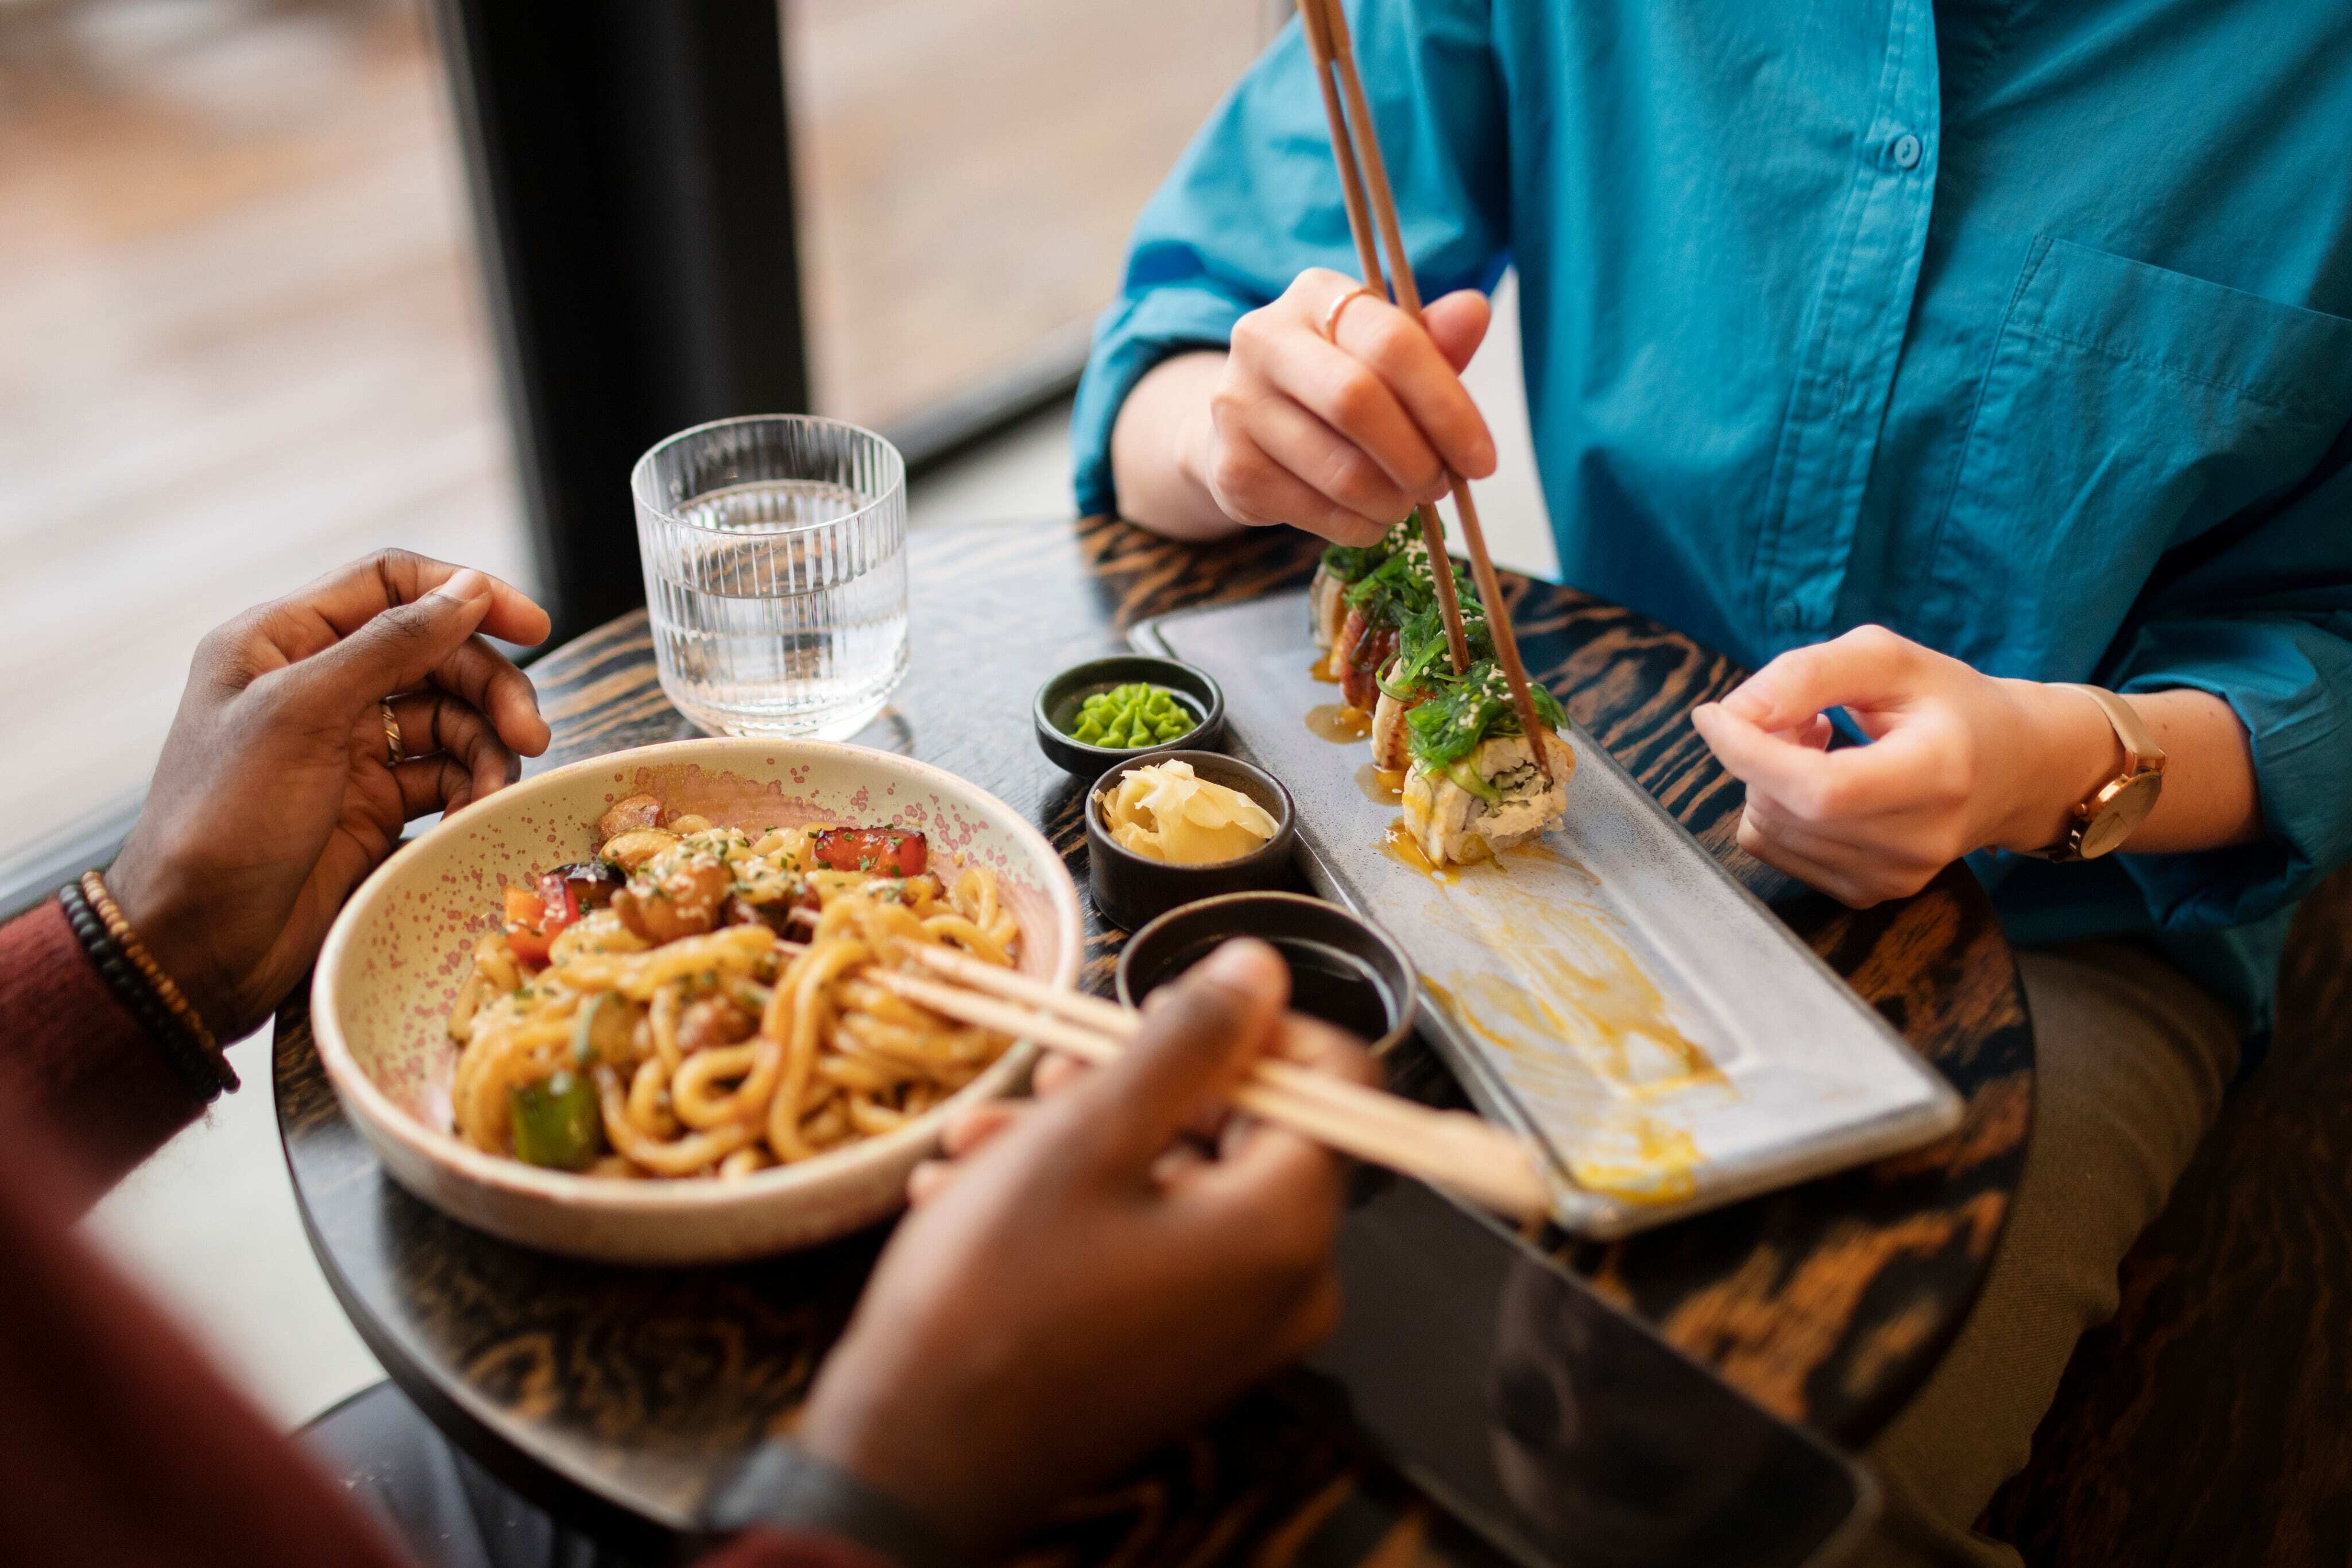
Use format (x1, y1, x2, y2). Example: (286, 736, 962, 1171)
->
(0, 904, 888, 1568)
(0, 901, 206, 1208)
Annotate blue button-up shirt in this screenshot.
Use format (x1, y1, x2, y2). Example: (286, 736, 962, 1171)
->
(1072, 1, 2352, 1043)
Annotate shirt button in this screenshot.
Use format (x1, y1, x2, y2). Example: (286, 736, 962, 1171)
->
(1891, 133, 1922, 170)
(1770, 598, 1799, 630)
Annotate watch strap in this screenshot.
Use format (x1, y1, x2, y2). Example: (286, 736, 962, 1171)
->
(2052, 683, 2165, 773)
(2017, 685, 2166, 861)
(697, 1441, 959, 1568)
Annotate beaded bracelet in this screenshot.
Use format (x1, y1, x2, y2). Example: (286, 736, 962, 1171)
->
(82, 873, 225, 1064)
(57, 881, 235, 1101)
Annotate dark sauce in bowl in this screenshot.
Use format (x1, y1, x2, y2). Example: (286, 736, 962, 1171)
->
(1137, 934, 1400, 1043)
(1115, 891, 1418, 1053)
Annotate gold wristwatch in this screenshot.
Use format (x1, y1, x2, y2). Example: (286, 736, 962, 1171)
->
(2022, 684, 2165, 862)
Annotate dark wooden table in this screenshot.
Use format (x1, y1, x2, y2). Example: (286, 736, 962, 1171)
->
(276, 514, 2035, 1562)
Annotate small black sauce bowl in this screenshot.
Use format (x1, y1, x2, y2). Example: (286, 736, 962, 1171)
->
(1033, 655, 1226, 776)
(1086, 750, 1295, 931)
(1115, 891, 1419, 1054)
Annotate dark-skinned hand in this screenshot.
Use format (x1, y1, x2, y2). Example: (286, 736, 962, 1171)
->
(107, 550, 551, 1041)
(795, 938, 1378, 1552)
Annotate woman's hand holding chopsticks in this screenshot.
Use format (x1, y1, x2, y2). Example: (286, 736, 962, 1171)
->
(796, 939, 1375, 1553)
(1109, 269, 1496, 545)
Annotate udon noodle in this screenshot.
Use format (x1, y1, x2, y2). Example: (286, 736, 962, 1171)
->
(446, 796, 1021, 1179)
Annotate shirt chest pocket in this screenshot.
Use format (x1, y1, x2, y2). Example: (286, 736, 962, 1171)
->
(1931, 237, 2352, 671)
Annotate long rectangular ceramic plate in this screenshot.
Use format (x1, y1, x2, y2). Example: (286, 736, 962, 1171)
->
(1135, 592, 1963, 1238)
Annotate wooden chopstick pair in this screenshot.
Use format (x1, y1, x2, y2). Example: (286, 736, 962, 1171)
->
(785, 935, 1549, 1222)
(1296, 0, 1554, 780)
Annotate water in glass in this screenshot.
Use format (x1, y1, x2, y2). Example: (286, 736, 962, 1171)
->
(645, 477, 909, 738)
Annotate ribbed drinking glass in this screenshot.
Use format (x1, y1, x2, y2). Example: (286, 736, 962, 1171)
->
(632, 415, 909, 739)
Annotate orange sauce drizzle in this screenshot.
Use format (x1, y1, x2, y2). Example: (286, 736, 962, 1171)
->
(1355, 762, 1406, 804)
(1410, 860, 1721, 1203)
(1568, 1121, 1704, 1205)
(1307, 649, 1343, 684)
(1305, 703, 1371, 744)
(1379, 819, 1456, 881)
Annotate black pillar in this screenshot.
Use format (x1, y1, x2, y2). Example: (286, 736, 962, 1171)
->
(431, 0, 811, 642)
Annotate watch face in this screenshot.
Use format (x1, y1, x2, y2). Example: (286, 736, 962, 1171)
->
(2079, 773, 2164, 859)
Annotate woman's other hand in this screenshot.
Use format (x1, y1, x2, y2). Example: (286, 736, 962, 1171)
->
(107, 551, 552, 1039)
(796, 939, 1375, 1552)
(1690, 625, 2154, 907)
(1112, 269, 1495, 544)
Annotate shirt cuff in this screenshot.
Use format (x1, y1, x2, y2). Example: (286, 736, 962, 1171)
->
(2105, 617, 2352, 928)
(698, 1442, 957, 1568)
(1070, 284, 1256, 519)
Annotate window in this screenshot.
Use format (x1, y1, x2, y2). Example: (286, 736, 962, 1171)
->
(787, 0, 1278, 429)
(0, 0, 524, 858)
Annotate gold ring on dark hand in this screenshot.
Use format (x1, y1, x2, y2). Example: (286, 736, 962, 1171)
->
(1320, 284, 1383, 343)
(381, 698, 405, 766)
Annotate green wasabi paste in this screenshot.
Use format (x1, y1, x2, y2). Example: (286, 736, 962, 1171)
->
(1069, 683, 1196, 748)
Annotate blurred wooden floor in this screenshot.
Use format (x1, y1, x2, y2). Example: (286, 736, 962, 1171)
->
(0, 0, 1265, 854)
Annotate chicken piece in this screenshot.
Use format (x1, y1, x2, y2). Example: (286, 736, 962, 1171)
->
(597, 793, 664, 842)
(676, 994, 760, 1052)
(613, 859, 732, 944)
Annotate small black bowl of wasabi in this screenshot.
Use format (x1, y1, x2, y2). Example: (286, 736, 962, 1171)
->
(1032, 654, 1225, 776)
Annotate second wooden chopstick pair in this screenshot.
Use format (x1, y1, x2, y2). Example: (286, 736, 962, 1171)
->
(872, 943, 1552, 1224)
(1295, 0, 1553, 781)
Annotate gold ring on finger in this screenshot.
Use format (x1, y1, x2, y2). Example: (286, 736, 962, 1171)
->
(381, 698, 406, 766)
(1320, 283, 1383, 344)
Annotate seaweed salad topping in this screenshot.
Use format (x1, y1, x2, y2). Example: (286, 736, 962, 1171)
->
(1318, 513, 1421, 584)
(1404, 661, 1567, 768)
(1378, 598, 1495, 701)
(1345, 526, 1475, 630)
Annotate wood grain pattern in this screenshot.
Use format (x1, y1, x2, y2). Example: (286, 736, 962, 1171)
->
(274, 514, 2034, 1559)
(1983, 867, 2352, 1567)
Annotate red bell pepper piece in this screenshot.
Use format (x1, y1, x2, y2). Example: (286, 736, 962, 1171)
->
(810, 827, 927, 877)
(536, 870, 583, 938)
(502, 882, 562, 967)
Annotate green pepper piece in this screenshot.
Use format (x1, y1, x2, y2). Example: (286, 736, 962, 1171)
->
(510, 1070, 604, 1170)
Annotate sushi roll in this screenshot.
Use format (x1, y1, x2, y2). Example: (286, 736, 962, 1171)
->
(1332, 521, 1472, 711)
(1307, 516, 1415, 652)
(1334, 603, 1401, 711)
(1370, 600, 1492, 769)
(1398, 663, 1576, 866)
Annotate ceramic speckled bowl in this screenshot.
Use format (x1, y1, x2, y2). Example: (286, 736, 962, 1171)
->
(311, 738, 1082, 1264)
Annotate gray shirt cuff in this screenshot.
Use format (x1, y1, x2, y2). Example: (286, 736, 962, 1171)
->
(699, 1441, 959, 1568)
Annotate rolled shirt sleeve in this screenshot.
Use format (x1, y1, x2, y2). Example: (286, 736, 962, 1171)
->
(2095, 433, 2352, 935)
(1070, 0, 1511, 519)
(2109, 616, 2352, 930)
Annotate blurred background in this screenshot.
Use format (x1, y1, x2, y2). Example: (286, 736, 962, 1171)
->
(0, 0, 1283, 870)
